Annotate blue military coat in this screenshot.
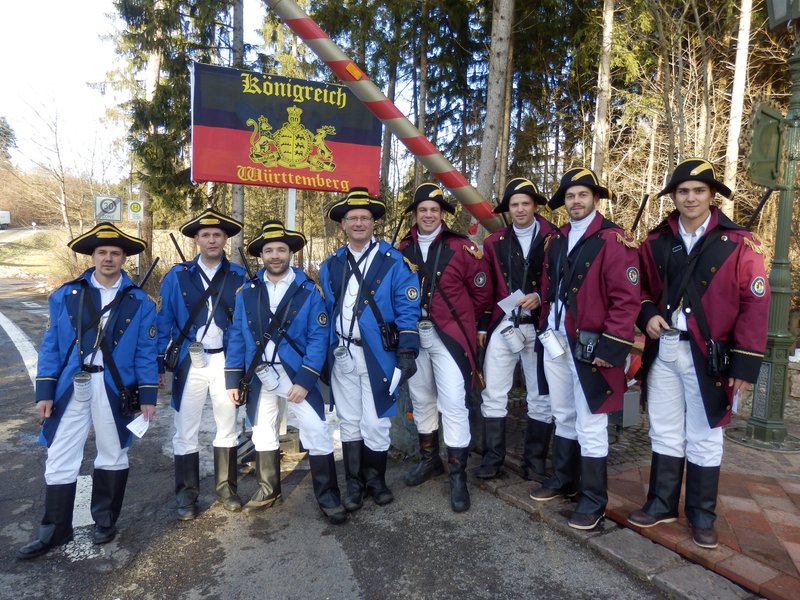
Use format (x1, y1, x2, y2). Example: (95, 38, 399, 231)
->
(157, 255, 247, 409)
(35, 268, 159, 448)
(224, 267, 329, 422)
(318, 240, 420, 418)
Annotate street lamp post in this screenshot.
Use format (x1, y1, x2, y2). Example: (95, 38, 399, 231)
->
(727, 1, 800, 451)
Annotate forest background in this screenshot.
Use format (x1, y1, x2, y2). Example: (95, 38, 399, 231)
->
(0, 0, 798, 306)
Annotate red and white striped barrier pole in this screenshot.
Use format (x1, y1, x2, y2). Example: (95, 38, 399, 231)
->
(265, 0, 505, 233)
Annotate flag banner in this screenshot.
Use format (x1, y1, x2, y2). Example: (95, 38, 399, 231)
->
(191, 62, 382, 194)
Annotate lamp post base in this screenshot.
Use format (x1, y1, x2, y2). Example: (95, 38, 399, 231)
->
(725, 427, 800, 453)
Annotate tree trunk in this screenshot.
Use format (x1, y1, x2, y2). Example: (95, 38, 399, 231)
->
(496, 42, 514, 202)
(414, 0, 429, 188)
(722, 0, 752, 218)
(476, 0, 515, 213)
(591, 0, 614, 183)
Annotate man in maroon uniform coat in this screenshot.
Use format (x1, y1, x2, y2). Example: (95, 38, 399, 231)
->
(628, 158, 770, 549)
(530, 167, 640, 531)
(477, 177, 558, 481)
(397, 183, 493, 512)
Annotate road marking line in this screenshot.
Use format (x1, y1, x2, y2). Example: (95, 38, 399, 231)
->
(0, 309, 37, 389)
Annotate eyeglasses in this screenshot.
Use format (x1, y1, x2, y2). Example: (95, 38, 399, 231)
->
(343, 216, 374, 223)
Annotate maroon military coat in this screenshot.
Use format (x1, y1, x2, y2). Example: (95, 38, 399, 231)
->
(637, 208, 770, 427)
(539, 212, 640, 414)
(398, 224, 493, 392)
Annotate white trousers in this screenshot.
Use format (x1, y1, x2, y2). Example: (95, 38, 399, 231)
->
(331, 344, 391, 452)
(251, 363, 333, 455)
(646, 341, 723, 467)
(173, 351, 239, 455)
(408, 328, 470, 448)
(481, 324, 551, 421)
(45, 372, 128, 485)
(544, 331, 608, 458)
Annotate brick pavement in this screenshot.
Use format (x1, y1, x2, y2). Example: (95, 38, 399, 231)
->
(494, 391, 800, 600)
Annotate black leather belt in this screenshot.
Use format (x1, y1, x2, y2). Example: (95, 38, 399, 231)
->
(516, 316, 536, 325)
(340, 335, 363, 347)
(678, 331, 691, 340)
(204, 347, 224, 354)
(82, 365, 104, 373)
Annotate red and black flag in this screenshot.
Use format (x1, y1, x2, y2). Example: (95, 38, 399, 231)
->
(190, 62, 382, 194)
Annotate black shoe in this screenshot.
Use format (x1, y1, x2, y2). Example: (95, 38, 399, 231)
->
(16, 482, 77, 560)
(568, 510, 604, 530)
(691, 526, 719, 549)
(627, 509, 677, 528)
(92, 524, 117, 545)
(175, 453, 200, 520)
(475, 417, 506, 480)
(214, 446, 243, 512)
(634, 452, 684, 526)
(243, 450, 282, 513)
(447, 446, 471, 513)
(404, 432, 444, 487)
(16, 533, 74, 560)
(363, 447, 393, 506)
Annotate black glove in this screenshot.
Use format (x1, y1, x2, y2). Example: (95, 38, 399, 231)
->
(396, 349, 417, 385)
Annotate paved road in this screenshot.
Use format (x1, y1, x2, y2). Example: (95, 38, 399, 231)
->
(0, 278, 666, 600)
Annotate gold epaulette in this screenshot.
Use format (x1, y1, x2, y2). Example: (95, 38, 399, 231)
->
(616, 232, 639, 249)
(402, 256, 419, 273)
(464, 244, 484, 260)
(743, 236, 764, 255)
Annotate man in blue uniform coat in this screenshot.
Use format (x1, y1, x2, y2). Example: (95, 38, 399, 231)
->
(318, 188, 420, 511)
(157, 208, 247, 520)
(225, 221, 346, 524)
(18, 223, 158, 559)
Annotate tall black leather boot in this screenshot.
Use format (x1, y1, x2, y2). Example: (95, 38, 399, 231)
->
(362, 446, 393, 506)
(628, 453, 685, 528)
(475, 417, 506, 479)
(16, 482, 77, 560)
(447, 446, 471, 513)
(529, 436, 580, 501)
(341, 440, 365, 512)
(308, 453, 347, 525)
(568, 456, 607, 530)
(685, 461, 720, 548)
(522, 419, 555, 482)
(214, 446, 243, 512)
(175, 452, 200, 521)
(91, 468, 129, 544)
(404, 431, 444, 486)
(243, 450, 282, 513)
(467, 391, 485, 455)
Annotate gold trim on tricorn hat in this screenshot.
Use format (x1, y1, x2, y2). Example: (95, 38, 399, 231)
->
(68, 222, 147, 256)
(246, 220, 306, 256)
(404, 182, 456, 214)
(179, 207, 243, 238)
(494, 177, 547, 213)
(548, 167, 611, 210)
(327, 187, 386, 222)
(657, 158, 733, 199)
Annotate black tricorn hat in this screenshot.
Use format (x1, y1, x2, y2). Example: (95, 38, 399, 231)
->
(246, 220, 306, 256)
(404, 182, 456, 214)
(548, 167, 611, 210)
(494, 177, 547, 213)
(327, 187, 386, 223)
(179, 208, 243, 238)
(657, 158, 733, 199)
(67, 222, 146, 256)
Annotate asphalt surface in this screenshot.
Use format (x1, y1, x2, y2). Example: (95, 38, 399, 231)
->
(0, 275, 670, 600)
